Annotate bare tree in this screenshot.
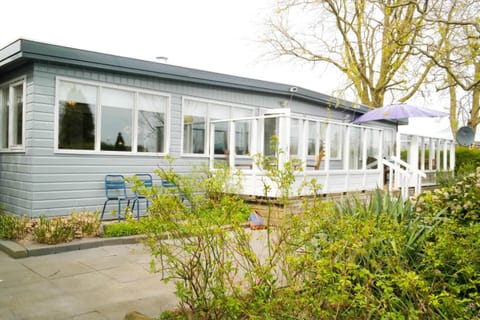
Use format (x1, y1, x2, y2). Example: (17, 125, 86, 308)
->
(418, 0, 480, 135)
(263, 0, 443, 107)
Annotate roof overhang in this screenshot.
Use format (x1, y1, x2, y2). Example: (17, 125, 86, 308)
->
(0, 39, 376, 116)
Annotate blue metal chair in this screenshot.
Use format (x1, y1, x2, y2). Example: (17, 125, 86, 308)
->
(100, 175, 136, 221)
(161, 179, 185, 202)
(132, 173, 153, 219)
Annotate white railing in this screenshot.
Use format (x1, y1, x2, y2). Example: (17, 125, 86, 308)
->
(382, 156, 427, 199)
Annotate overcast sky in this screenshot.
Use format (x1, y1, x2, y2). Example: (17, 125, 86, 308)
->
(1, 0, 454, 138)
(0, 0, 337, 93)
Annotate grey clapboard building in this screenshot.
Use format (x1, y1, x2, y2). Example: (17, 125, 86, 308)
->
(0, 39, 453, 217)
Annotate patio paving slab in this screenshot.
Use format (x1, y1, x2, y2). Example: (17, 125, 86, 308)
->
(0, 244, 178, 320)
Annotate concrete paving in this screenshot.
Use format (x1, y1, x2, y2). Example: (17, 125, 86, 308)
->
(0, 243, 178, 320)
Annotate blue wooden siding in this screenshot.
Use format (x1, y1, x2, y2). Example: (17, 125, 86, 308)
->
(0, 61, 384, 217)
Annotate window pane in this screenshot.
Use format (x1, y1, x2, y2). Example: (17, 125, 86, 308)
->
(307, 121, 318, 156)
(383, 129, 395, 158)
(0, 87, 8, 148)
(183, 100, 207, 154)
(231, 107, 252, 118)
(231, 108, 252, 155)
(264, 117, 278, 156)
(330, 124, 344, 160)
(58, 81, 96, 150)
(12, 84, 23, 145)
(211, 104, 230, 155)
(366, 129, 379, 169)
(214, 122, 228, 154)
(349, 127, 362, 170)
(138, 110, 164, 152)
(235, 120, 250, 155)
(137, 93, 167, 153)
(101, 88, 133, 151)
(290, 119, 300, 156)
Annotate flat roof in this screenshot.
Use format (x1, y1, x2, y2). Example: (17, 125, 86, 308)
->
(0, 38, 373, 115)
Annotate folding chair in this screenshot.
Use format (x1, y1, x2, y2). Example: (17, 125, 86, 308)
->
(132, 173, 153, 219)
(100, 175, 136, 221)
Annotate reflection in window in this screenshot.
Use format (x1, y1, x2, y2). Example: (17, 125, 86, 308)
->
(182, 99, 253, 155)
(235, 120, 250, 155)
(0, 87, 9, 149)
(366, 129, 380, 169)
(58, 82, 96, 150)
(12, 84, 23, 145)
(264, 117, 278, 156)
(0, 79, 26, 151)
(307, 121, 326, 157)
(183, 100, 207, 154)
(101, 88, 133, 151)
(212, 104, 230, 155)
(137, 93, 167, 153)
(349, 126, 362, 170)
(57, 79, 169, 153)
(232, 107, 251, 156)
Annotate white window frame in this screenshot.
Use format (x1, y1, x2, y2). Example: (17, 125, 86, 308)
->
(181, 96, 255, 157)
(0, 76, 26, 153)
(54, 77, 171, 155)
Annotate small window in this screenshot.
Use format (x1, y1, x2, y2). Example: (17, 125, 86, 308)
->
(0, 78, 26, 152)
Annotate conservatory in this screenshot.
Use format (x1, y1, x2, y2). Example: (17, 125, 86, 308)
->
(209, 109, 455, 199)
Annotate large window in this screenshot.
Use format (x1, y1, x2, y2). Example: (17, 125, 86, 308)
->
(182, 98, 254, 155)
(0, 78, 26, 152)
(56, 78, 169, 154)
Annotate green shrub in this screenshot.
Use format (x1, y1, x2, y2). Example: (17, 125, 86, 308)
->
(69, 210, 102, 237)
(34, 216, 75, 244)
(416, 167, 480, 224)
(148, 150, 480, 319)
(103, 216, 144, 237)
(32, 210, 102, 244)
(0, 213, 31, 240)
(420, 220, 480, 318)
(455, 146, 480, 174)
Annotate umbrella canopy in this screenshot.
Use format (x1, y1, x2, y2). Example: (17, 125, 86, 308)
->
(352, 103, 449, 124)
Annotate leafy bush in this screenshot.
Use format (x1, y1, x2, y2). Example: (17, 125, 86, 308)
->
(0, 213, 31, 240)
(70, 210, 102, 237)
(33, 210, 102, 244)
(416, 167, 480, 224)
(103, 215, 145, 237)
(34, 216, 75, 244)
(455, 146, 480, 174)
(141, 147, 480, 319)
(420, 220, 480, 317)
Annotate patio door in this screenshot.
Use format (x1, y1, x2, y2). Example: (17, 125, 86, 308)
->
(261, 108, 290, 156)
